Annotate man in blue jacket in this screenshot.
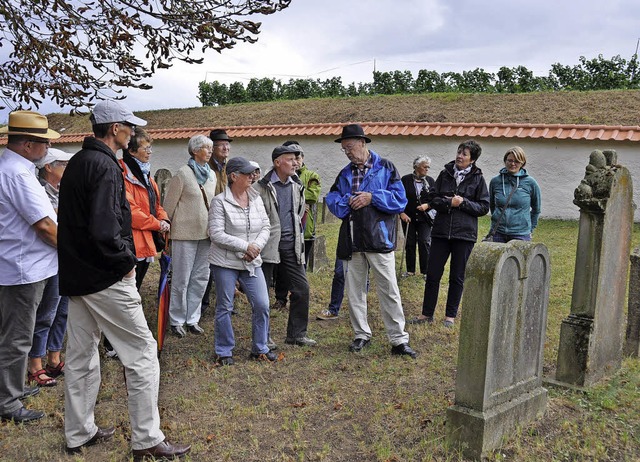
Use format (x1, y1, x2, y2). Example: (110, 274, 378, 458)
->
(326, 124, 417, 358)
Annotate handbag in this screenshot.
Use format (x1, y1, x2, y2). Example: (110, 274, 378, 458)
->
(483, 179, 517, 242)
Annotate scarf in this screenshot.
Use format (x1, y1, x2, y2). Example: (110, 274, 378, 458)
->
(188, 157, 212, 186)
(453, 164, 472, 186)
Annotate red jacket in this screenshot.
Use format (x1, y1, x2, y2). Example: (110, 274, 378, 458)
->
(119, 159, 169, 258)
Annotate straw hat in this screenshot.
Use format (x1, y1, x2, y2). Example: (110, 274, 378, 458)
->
(0, 110, 60, 139)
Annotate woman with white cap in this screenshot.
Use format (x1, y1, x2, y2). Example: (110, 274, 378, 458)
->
(27, 148, 73, 386)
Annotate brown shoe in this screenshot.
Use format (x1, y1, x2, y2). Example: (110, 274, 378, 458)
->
(132, 439, 191, 461)
(66, 426, 116, 453)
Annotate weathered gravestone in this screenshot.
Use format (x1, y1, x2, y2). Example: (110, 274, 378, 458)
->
(154, 168, 173, 205)
(306, 235, 329, 272)
(555, 150, 633, 387)
(446, 241, 550, 460)
(625, 248, 640, 357)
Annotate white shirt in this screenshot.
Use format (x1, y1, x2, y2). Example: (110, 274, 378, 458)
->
(0, 149, 58, 285)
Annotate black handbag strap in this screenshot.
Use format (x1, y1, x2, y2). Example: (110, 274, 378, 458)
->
(488, 180, 517, 237)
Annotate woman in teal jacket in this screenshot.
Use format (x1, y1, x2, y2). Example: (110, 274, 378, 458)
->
(489, 146, 541, 242)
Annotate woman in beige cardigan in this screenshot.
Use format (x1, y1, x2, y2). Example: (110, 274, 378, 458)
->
(163, 135, 217, 338)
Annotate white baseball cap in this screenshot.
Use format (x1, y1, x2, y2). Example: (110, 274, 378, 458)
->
(34, 148, 74, 169)
(91, 100, 147, 126)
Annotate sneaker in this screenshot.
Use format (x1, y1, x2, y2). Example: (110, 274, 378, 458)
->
(171, 325, 186, 338)
(285, 336, 317, 347)
(271, 299, 288, 311)
(267, 337, 278, 350)
(316, 309, 339, 321)
(400, 272, 414, 279)
(215, 356, 234, 366)
(187, 323, 204, 335)
(443, 319, 455, 328)
(104, 346, 118, 359)
(249, 350, 277, 362)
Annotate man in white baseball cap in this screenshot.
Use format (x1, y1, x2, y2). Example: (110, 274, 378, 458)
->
(58, 100, 190, 459)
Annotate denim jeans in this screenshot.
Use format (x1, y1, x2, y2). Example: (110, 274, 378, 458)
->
(327, 259, 345, 314)
(493, 232, 532, 243)
(422, 238, 475, 319)
(211, 265, 270, 357)
(29, 273, 69, 358)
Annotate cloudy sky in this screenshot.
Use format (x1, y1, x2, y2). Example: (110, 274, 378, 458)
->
(3, 0, 640, 121)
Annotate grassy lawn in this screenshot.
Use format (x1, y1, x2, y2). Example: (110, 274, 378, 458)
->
(1, 218, 639, 461)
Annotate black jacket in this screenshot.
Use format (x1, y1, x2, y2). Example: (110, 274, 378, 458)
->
(423, 161, 489, 242)
(58, 137, 136, 296)
(401, 173, 435, 224)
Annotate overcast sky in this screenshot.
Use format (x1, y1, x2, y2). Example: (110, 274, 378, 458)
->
(3, 0, 640, 122)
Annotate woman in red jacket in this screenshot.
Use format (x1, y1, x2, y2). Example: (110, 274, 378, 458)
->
(119, 128, 170, 290)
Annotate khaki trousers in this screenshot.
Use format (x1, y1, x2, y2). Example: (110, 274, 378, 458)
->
(64, 276, 165, 450)
(345, 252, 409, 346)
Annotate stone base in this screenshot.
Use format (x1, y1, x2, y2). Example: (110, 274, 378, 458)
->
(446, 387, 547, 460)
(555, 314, 593, 386)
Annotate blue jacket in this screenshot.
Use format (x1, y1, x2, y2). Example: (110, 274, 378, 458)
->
(326, 150, 407, 256)
(489, 167, 541, 236)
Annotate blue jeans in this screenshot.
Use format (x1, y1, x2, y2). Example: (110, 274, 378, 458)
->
(211, 265, 270, 357)
(328, 259, 345, 314)
(493, 232, 532, 243)
(29, 274, 69, 358)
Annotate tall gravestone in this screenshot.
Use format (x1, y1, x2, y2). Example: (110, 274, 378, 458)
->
(154, 168, 173, 205)
(446, 241, 550, 460)
(555, 150, 633, 387)
(624, 248, 640, 357)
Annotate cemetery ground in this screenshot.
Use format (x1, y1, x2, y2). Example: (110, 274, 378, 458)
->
(1, 218, 639, 461)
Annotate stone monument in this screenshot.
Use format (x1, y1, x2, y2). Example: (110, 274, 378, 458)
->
(624, 247, 640, 357)
(446, 241, 550, 460)
(555, 150, 634, 387)
(154, 168, 173, 205)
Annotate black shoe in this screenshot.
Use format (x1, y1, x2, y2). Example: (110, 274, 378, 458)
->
(284, 336, 317, 347)
(66, 426, 116, 454)
(187, 323, 204, 335)
(349, 338, 370, 352)
(216, 356, 234, 366)
(20, 386, 40, 400)
(391, 343, 418, 359)
(0, 407, 45, 423)
(250, 350, 277, 362)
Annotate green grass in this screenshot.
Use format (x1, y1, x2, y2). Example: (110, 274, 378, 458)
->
(1, 218, 639, 461)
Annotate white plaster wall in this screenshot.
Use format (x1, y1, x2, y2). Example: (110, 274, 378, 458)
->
(55, 135, 640, 221)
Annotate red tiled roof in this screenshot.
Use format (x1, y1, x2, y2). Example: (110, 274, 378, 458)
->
(3, 122, 640, 145)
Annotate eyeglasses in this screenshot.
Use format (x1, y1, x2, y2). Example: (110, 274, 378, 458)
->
(505, 159, 522, 165)
(139, 146, 153, 153)
(340, 142, 360, 154)
(118, 121, 136, 132)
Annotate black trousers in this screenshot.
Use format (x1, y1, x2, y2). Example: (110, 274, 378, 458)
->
(262, 247, 310, 339)
(402, 220, 432, 274)
(422, 237, 474, 319)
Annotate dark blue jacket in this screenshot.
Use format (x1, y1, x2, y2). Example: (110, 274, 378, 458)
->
(326, 150, 407, 257)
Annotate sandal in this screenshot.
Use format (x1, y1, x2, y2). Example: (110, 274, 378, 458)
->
(45, 361, 65, 378)
(28, 369, 58, 387)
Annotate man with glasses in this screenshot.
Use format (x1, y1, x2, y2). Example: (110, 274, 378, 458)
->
(326, 124, 417, 358)
(201, 128, 233, 312)
(58, 100, 190, 459)
(0, 111, 60, 423)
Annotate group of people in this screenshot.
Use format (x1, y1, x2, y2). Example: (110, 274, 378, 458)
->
(0, 100, 541, 460)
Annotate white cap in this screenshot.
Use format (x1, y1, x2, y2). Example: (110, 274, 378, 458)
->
(92, 100, 147, 126)
(34, 148, 74, 168)
(249, 161, 260, 171)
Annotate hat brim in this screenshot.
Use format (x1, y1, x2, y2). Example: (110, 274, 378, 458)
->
(334, 135, 371, 143)
(125, 115, 147, 127)
(0, 126, 61, 139)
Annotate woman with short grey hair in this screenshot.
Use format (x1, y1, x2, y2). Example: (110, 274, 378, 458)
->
(163, 135, 217, 338)
(399, 155, 436, 279)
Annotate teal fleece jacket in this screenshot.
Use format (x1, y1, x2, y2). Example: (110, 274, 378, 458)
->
(489, 167, 541, 236)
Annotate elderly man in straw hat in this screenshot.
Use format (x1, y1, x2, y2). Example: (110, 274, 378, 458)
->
(326, 124, 417, 358)
(0, 111, 60, 423)
(57, 100, 190, 460)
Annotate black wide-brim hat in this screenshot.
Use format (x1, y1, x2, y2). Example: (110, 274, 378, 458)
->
(210, 129, 233, 142)
(334, 123, 371, 143)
